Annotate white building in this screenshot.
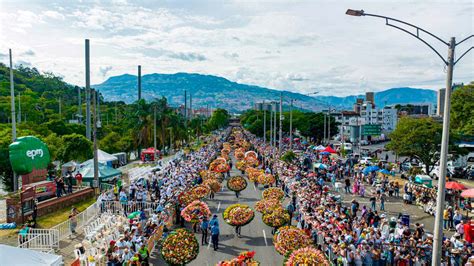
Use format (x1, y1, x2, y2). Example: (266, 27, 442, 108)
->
(382, 106, 398, 132)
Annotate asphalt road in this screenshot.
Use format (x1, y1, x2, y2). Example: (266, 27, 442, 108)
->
(150, 156, 284, 266)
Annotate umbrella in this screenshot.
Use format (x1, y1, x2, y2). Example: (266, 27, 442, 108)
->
(379, 169, 391, 175)
(320, 151, 330, 155)
(446, 181, 468, 191)
(461, 188, 474, 198)
(127, 211, 141, 219)
(314, 163, 327, 169)
(363, 166, 380, 175)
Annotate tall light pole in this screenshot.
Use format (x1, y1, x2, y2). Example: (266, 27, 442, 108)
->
(323, 113, 326, 144)
(346, 9, 473, 265)
(153, 104, 157, 155)
(85, 39, 91, 140)
(92, 89, 99, 194)
(9, 49, 18, 191)
(289, 99, 293, 150)
(278, 92, 283, 157)
(263, 100, 266, 144)
(270, 103, 273, 147)
(273, 102, 277, 147)
(138, 65, 142, 101)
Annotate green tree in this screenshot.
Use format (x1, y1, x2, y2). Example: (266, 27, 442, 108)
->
(58, 134, 93, 162)
(451, 82, 474, 135)
(207, 108, 230, 130)
(387, 117, 464, 174)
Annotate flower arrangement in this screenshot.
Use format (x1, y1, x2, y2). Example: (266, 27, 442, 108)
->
(285, 247, 330, 266)
(245, 157, 259, 167)
(246, 168, 263, 182)
(161, 228, 199, 265)
(254, 199, 280, 213)
(227, 176, 247, 192)
(180, 200, 212, 223)
(273, 226, 312, 257)
(262, 207, 290, 228)
(191, 185, 211, 198)
(178, 190, 202, 206)
(257, 173, 275, 185)
(236, 161, 247, 171)
(210, 157, 230, 173)
(262, 187, 285, 201)
(216, 251, 260, 266)
(223, 204, 255, 226)
(235, 150, 245, 161)
(203, 179, 222, 193)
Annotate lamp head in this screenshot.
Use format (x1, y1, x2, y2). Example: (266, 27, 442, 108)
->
(346, 9, 364, 16)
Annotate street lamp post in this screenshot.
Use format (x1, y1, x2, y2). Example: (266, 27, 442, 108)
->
(346, 9, 473, 266)
(278, 92, 283, 157)
(263, 100, 266, 144)
(9, 49, 18, 191)
(289, 99, 293, 150)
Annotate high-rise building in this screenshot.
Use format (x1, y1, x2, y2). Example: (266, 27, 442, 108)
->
(437, 88, 446, 116)
(365, 92, 375, 106)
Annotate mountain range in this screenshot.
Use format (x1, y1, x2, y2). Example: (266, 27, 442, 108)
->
(94, 73, 437, 113)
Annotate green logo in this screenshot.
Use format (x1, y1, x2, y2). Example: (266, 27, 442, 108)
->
(9, 136, 51, 175)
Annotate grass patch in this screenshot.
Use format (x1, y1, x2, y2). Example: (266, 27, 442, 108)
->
(37, 196, 96, 229)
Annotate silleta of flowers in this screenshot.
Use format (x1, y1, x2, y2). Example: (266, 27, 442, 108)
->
(246, 168, 263, 182)
(273, 226, 312, 256)
(285, 247, 330, 266)
(227, 176, 248, 192)
(178, 190, 201, 206)
(210, 157, 230, 173)
(236, 160, 247, 171)
(203, 179, 222, 193)
(180, 200, 212, 223)
(216, 251, 260, 266)
(161, 228, 199, 265)
(257, 173, 275, 185)
(254, 199, 280, 213)
(191, 185, 211, 198)
(262, 207, 290, 228)
(223, 204, 255, 226)
(262, 187, 285, 201)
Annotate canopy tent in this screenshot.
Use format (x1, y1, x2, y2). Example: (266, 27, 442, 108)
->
(141, 147, 160, 162)
(61, 161, 79, 175)
(80, 149, 118, 167)
(314, 145, 326, 151)
(0, 244, 63, 266)
(75, 162, 121, 183)
(378, 169, 392, 175)
(320, 151, 330, 155)
(446, 181, 468, 191)
(322, 146, 337, 154)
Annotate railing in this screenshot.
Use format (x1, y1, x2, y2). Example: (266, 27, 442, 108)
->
(18, 228, 59, 252)
(99, 201, 159, 216)
(50, 201, 100, 241)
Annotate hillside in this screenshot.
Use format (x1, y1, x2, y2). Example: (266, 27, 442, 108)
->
(94, 73, 437, 112)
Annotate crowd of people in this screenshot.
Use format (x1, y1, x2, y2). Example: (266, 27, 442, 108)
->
(246, 130, 474, 266)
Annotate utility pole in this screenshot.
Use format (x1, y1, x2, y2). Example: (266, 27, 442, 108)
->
(77, 86, 82, 123)
(153, 105, 157, 154)
(115, 102, 118, 123)
(323, 113, 326, 144)
(289, 99, 293, 150)
(273, 103, 277, 147)
(92, 89, 99, 194)
(184, 90, 187, 120)
(9, 49, 18, 192)
(340, 112, 344, 143)
(328, 108, 331, 144)
(270, 104, 273, 147)
(190, 94, 193, 119)
(138, 65, 142, 101)
(278, 92, 283, 157)
(85, 39, 91, 140)
(17, 92, 21, 123)
(263, 100, 266, 143)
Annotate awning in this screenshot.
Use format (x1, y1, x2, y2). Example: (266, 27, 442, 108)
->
(0, 244, 63, 266)
(75, 162, 121, 182)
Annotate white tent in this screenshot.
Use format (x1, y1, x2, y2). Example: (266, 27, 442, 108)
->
(314, 145, 326, 151)
(80, 149, 118, 166)
(0, 244, 63, 266)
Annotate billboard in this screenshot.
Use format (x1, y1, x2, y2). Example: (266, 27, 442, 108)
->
(9, 136, 51, 175)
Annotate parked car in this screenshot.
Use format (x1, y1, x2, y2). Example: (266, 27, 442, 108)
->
(360, 140, 370, 146)
(429, 165, 453, 180)
(359, 157, 373, 165)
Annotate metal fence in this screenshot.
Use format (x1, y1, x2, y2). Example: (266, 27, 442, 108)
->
(50, 201, 100, 241)
(99, 201, 158, 216)
(17, 228, 59, 252)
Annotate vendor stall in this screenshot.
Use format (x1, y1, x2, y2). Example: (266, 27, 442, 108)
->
(141, 147, 161, 162)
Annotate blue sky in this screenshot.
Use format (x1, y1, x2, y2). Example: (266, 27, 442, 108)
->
(0, 0, 472, 96)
